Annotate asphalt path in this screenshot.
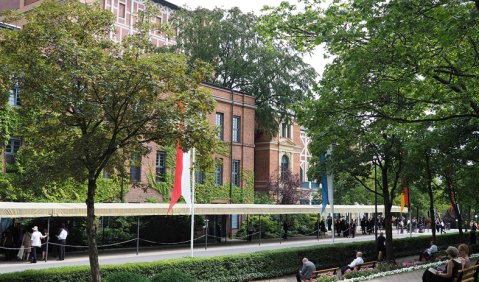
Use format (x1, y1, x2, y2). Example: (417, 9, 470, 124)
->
(0, 229, 453, 274)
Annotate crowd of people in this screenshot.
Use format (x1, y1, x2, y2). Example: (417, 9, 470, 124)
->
(1, 222, 68, 263)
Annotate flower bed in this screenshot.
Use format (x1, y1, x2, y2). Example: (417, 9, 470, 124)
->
(341, 253, 479, 282)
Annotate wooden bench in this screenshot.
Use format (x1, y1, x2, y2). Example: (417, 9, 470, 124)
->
(356, 261, 377, 270)
(455, 263, 479, 282)
(311, 267, 339, 279)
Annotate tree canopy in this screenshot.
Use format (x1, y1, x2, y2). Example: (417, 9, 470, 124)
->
(171, 7, 318, 136)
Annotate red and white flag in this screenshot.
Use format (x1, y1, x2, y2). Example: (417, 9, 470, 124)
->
(167, 143, 191, 214)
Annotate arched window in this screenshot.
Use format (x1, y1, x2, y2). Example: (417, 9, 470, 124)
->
(281, 155, 289, 177)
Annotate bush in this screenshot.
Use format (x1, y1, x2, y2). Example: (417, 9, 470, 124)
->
(104, 272, 148, 282)
(316, 273, 339, 282)
(150, 270, 193, 282)
(342, 268, 380, 279)
(0, 233, 470, 282)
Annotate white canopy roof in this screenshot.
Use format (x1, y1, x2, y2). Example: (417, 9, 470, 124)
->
(0, 202, 406, 218)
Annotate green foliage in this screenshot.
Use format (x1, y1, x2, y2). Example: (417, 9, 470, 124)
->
(342, 268, 380, 279)
(0, 233, 467, 282)
(103, 272, 148, 282)
(195, 169, 254, 204)
(0, 104, 17, 146)
(150, 270, 193, 282)
(375, 262, 400, 272)
(254, 192, 274, 204)
(171, 7, 317, 136)
(316, 273, 339, 282)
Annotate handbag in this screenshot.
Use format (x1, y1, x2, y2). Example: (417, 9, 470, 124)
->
(17, 245, 25, 260)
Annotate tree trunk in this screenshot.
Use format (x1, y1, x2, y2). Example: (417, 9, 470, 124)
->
(424, 151, 436, 242)
(381, 166, 394, 262)
(86, 176, 101, 282)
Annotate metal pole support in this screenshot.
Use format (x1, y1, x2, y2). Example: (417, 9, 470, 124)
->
(136, 217, 140, 255)
(45, 217, 50, 262)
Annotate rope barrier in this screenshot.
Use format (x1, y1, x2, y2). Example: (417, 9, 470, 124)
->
(48, 239, 137, 248)
(139, 235, 206, 246)
(0, 242, 47, 250)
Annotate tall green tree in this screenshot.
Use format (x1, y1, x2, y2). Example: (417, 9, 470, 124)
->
(261, 0, 479, 238)
(171, 7, 317, 136)
(0, 1, 216, 281)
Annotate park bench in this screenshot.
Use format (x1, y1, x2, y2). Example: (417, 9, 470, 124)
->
(311, 267, 340, 279)
(356, 261, 377, 270)
(455, 263, 479, 282)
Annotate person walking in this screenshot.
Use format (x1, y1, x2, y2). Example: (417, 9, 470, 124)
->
(56, 223, 68, 260)
(30, 226, 47, 263)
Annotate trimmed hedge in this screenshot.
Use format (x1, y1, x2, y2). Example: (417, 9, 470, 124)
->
(103, 271, 149, 282)
(0, 233, 474, 282)
(150, 270, 193, 282)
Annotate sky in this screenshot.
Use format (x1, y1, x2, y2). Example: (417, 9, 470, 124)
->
(168, 0, 330, 76)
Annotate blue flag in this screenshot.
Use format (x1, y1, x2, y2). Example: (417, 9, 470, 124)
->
(320, 152, 328, 214)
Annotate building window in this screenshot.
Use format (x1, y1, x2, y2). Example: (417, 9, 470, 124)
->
(231, 214, 239, 229)
(281, 155, 289, 177)
(232, 160, 241, 187)
(216, 112, 224, 140)
(281, 122, 291, 139)
(215, 158, 223, 186)
(9, 86, 20, 106)
(156, 17, 162, 30)
(300, 167, 304, 182)
(232, 116, 240, 143)
(5, 137, 21, 165)
(130, 154, 141, 182)
(156, 151, 166, 182)
(119, 3, 126, 18)
(195, 170, 205, 184)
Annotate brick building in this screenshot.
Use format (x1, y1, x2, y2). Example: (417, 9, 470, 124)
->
(255, 122, 318, 204)
(0, 0, 177, 47)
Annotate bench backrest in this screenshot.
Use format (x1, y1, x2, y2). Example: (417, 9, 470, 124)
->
(455, 264, 479, 282)
(356, 261, 377, 270)
(312, 267, 339, 278)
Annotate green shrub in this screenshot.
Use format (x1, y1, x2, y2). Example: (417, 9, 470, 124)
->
(0, 233, 468, 282)
(342, 268, 379, 279)
(104, 271, 148, 282)
(316, 273, 339, 282)
(150, 270, 193, 282)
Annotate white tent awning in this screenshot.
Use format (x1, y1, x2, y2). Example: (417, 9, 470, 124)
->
(0, 202, 407, 218)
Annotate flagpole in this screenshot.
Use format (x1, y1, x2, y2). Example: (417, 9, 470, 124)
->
(327, 145, 335, 244)
(190, 148, 196, 257)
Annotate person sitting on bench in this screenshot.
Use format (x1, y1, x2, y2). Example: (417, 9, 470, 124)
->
(419, 241, 438, 261)
(296, 257, 316, 282)
(341, 252, 364, 274)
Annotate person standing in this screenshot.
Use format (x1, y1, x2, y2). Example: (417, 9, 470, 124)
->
(30, 226, 47, 263)
(56, 223, 68, 260)
(21, 229, 32, 261)
(296, 257, 316, 282)
(470, 222, 476, 245)
(377, 232, 386, 261)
